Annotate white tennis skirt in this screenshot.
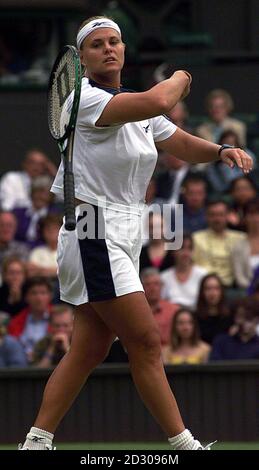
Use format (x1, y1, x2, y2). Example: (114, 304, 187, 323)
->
(57, 203, 144, 305)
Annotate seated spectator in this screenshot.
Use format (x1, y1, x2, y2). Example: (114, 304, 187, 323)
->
(0, 211, 29, 274)
(0, 312, 27, 367)
(141, 176, 160, 246)
(141, 267, 179, 346)
(232, 200, 259, 288)
(210, 309, 259, 360)
(156, 153, 190, 204)
(181, 176, 208, 234)
(140, 213, 173, 272)
(166, 101, 193, 134)
(32, 304, 73, 367)
(13, 175, 57, 248)
(0, 148, 57, 211)
(161, 234, 207, 309)
(162, 308, 211, 365)
(196, 89, 246, 147)
(228, 298, 258, 336)
(103, 338, 129, 363)
(0, 256, 27, 317)
(248, 266, 259, 297)
(193, 201, 245, 286)
(207, 130, 257, 193)
(196, 274, 232, 344)
(27, 214, 61, 279)
(8, 277, 53, 362)
(227, 176, 257, 231)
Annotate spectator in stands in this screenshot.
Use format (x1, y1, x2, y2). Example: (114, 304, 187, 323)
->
(248, 267, 259, 299)
(27, 215, 61, 279)
(228, 298, 257, 336)
(0, 211, 29, 274)
(141, 176, 159, 246)
(13, 176, 57, 249)
(0, 256, 27, 317)
(227, 176, 257, 231)
(156, 153, 190, 204)
(140, 212, 173, 272)
(103, 338, 129, 363)
(166, 101, 193, 134)
(207, 130, 257, 193)
(141, 267, 179, 346)
(32, 304, 73, 368)
(196, 89, 246, 147)
(193, 201, 245, 286)
(181, 176, 208, 234)
(8, 277, 52, 362)
(232, 200, 259, 288)
(162, 308, 211, 365)
(196, 274, 232, 344)
(0, 148, 56, 211)
(0, 312, 27, 367)
(210, 308, 259, 360)
(161, 234, 207, 309)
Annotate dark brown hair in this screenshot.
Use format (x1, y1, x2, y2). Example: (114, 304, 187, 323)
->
(243, 198, 259, 216)
(196, 273, 229, 319)
(2, 256, 26, 278)
(170, 308, 200, 349)
(39, 214, 62, 236)
(24, 277, 52, 296)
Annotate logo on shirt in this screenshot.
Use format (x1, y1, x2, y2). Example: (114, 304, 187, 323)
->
(143, 124, 150, 133)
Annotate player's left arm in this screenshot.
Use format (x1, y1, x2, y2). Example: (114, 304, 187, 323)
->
(156, 127, 253, 173)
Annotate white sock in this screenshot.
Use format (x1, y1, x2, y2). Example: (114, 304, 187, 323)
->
(23, 427, 54, 450)
(168, 429, 202, 450)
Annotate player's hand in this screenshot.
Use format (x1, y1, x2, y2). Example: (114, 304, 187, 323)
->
(172, 70, 192, 100)
(220, 148, 253, 174)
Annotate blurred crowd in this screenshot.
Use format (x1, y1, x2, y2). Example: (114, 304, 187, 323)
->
(1, 88, 259, 367)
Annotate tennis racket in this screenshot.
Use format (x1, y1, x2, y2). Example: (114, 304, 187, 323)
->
(48, 45, 82, 231)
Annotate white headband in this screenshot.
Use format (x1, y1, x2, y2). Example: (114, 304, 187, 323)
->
(77, 19, 121, 49)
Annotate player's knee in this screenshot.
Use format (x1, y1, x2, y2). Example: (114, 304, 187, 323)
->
(126, 328, 161, 362)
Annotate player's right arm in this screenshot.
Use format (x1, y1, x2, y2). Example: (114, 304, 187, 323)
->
(96, 70, 191, 126)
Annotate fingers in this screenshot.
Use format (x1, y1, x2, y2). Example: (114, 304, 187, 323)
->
(222, 155, 235, 168)
(235, 149, 253, 174)
(221, 149, 253, 174)
(179, 70, 192, 84)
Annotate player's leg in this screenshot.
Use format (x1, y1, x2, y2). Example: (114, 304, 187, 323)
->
(92, 292, 207, 450)
(20, 303, 115, 449)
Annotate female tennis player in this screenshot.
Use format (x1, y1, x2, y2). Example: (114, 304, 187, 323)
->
(20, 16, 253, 450)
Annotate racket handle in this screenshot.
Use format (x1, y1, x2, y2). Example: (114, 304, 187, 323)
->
(64, 171, 76, 231)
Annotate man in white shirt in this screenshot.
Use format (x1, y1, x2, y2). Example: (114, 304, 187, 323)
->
(0, 149, 57, 211)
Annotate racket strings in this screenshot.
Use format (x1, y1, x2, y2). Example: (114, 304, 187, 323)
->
(49, 50, 76, 140)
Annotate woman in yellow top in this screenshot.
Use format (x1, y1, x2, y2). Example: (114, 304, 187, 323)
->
(163, 308, 211, 365)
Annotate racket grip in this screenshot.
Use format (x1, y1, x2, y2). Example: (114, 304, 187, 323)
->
(64, 171, 76, 231)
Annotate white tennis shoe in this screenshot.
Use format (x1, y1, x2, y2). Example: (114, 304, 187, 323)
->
(193, 440, 217, 450)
